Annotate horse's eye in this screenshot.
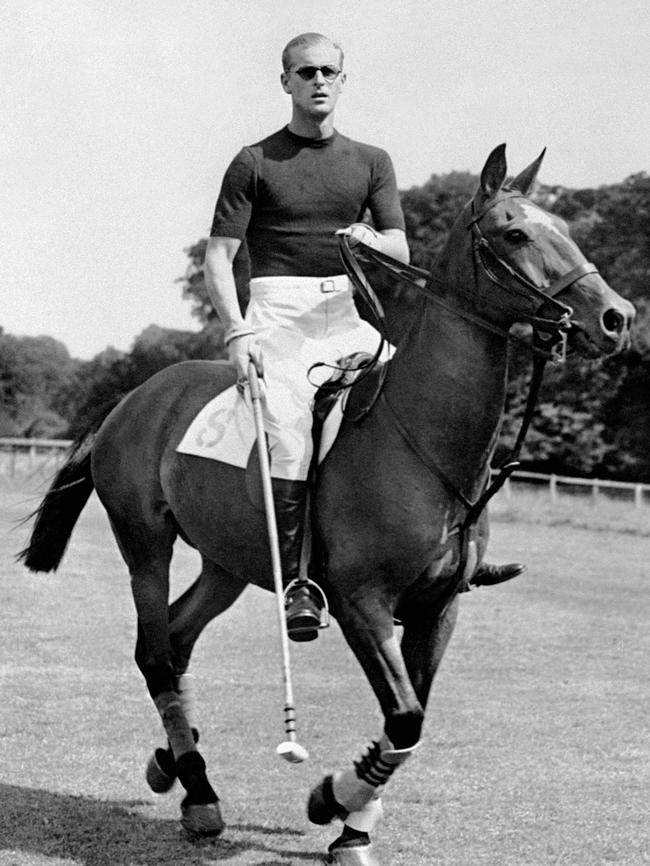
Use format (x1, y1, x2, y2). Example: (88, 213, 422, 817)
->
(504, 229, 528, 244)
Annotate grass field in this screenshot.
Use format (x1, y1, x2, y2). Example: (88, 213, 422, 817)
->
(0, 467, 648, 865)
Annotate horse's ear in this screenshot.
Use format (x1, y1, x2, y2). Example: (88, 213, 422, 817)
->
(512, 148, 546, 195)
(479, 144, 508, 197)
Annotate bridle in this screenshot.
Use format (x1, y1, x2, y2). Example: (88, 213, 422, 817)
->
(467, 191, 600, 355)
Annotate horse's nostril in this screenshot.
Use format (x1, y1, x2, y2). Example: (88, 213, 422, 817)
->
(603, 309, 625, 335)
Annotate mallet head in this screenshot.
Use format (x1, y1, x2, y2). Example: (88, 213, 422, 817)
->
(276, 740, 309, 763)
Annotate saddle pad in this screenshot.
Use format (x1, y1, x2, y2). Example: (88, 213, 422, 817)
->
(176, 383, 348, 480)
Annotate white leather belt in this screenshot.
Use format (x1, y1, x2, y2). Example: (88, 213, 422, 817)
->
(250, 274, 350, 295)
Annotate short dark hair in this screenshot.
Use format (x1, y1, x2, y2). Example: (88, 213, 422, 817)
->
(281, 33, 344, 72)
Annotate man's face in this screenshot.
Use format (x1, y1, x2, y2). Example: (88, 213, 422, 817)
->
(281, 41, 345, 120)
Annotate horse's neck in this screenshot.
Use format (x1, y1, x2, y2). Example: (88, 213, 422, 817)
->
(386, 293, 509, 500)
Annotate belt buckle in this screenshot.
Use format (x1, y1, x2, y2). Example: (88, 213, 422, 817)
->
(320, 279, 336, 293)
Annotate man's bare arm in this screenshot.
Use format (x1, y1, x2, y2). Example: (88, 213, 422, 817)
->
(204, 236, 262, 377)
(203, 236, 244, 330)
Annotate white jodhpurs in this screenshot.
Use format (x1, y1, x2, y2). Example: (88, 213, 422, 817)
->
(244, 275, 390, 481)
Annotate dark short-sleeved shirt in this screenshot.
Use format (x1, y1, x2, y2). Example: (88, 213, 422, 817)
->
(210, 126, 405, 278)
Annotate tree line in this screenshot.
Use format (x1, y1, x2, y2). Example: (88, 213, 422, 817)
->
(2, 170, 648, 480)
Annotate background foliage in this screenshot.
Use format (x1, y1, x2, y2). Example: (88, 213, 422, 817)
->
(2, 171, 648, 479)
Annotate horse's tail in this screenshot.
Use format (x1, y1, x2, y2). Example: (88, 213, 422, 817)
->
(17, 395, 124, 573)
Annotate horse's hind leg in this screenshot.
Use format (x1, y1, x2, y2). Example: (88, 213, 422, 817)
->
(110, 514, 224, 836)
(147, 558, 246, 797)
(169, 556, 247, 674)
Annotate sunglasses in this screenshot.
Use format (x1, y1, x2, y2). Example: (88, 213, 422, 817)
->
(290, 65, 341, 83)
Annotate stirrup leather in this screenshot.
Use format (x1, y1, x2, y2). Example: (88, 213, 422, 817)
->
(284, 577, 330, 633)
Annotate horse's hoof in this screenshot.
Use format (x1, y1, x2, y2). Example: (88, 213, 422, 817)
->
(308, 775, 347, 825)
(180, 801, 225, 837)
(146, 747, 177, 794)
(325, 844, 380, 866)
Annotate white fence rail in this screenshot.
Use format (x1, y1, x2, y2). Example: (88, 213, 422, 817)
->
(1, 438, 649, 506)
(500, 469, 650, 508)
(0, 437, 72, 477)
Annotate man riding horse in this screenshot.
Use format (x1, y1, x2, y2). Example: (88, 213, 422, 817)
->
(203, 32, 523, 640)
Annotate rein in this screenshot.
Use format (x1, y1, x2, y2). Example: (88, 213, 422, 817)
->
(345, 238, 572, 363)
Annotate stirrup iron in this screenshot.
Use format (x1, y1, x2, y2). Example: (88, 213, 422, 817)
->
(284, 577, 330, 633)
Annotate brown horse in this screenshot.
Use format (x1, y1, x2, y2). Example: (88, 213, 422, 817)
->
(20, 145, 633, 865)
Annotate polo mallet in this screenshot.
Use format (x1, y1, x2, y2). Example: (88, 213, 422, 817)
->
(247, 362, 309, 764)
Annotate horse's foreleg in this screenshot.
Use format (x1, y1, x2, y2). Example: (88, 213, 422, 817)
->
(309, 599, 423, 863)
(400, 594, 459, 709)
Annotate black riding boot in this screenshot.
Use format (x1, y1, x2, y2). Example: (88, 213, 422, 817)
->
(272, 479, 325, 642)
(470, 560, 527, 587)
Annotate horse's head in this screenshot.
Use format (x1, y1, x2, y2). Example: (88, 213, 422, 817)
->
(461, 144, 634, 358)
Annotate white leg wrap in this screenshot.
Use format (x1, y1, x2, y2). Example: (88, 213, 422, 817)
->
(333, 768, 380, 814)
(177, 672, 198, 729)
(154, 691, 196, 758)
(345, 796, 384, 834)
(331, 733, 420, 830)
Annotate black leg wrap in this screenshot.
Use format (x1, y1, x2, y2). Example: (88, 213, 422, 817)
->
(177, 751, 218, 805)
(155, 746, 177, 780)
(155, 724, 199, 772)
(328, 826, 371, 852)
(354, 741, 398, 788)
(384, 711, 423, 751)
(308, 774, 348, 825)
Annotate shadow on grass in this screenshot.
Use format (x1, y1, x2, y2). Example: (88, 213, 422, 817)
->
(0, 784, 325, 865)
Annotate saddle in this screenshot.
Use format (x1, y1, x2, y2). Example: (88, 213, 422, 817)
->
(312, 351, 383, 452)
